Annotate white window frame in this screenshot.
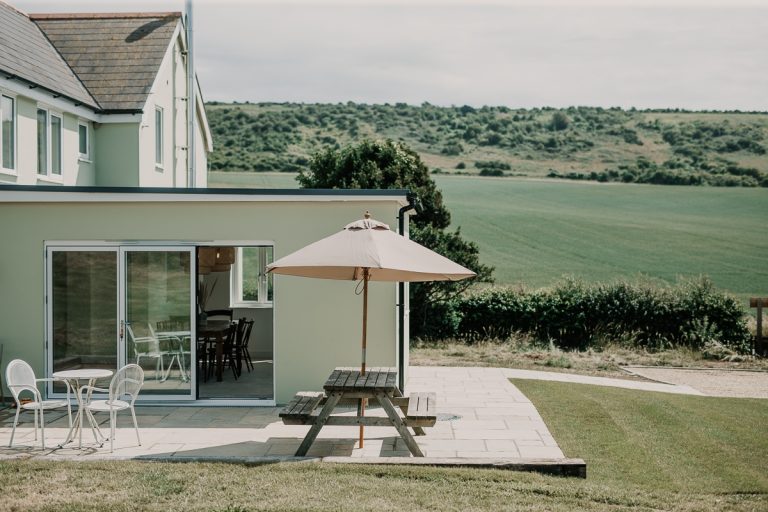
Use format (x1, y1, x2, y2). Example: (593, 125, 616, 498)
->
(78, 121, 90, 161)
(1, 92, 17, 174)
(36, 106, 63, 180)
(155, 106, 164, 168)
(230, 246, 274, 308)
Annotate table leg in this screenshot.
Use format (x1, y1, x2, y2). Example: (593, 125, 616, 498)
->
(376, 391, 424, 457)
(295, 392, 342, 456)
(59, 378, 82, 448)
(216, 333, 224, 382)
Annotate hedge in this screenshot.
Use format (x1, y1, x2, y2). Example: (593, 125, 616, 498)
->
(424, 278, 751, 352)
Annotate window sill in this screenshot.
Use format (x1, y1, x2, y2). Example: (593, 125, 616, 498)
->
(230, 302, 273, 309)
(78, 156, 92, 163)
(155, 164, 164, 172)
(0, 168, 18, 177)
(36, 175, 63, 184)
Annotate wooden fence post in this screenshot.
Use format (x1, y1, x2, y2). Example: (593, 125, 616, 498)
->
(749, 298, 765, 356)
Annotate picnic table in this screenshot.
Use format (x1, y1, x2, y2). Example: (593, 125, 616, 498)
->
(280, 367, 436, 457)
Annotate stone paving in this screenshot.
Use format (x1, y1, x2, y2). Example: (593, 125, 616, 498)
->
(504, 368, 705, 395)
(0, 366, 564, 460)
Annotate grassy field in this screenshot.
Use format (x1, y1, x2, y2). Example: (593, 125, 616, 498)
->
(513, 379, 768, 507)
(209, 171, 768, 302)
(438, 175, 768, 302)
(2, 383, 766, 511)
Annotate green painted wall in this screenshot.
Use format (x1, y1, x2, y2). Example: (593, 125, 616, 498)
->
(94, 123, 140, 187)
(0, 199, 402, 403)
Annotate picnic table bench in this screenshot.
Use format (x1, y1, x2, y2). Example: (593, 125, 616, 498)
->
(280, 367, 436, 457)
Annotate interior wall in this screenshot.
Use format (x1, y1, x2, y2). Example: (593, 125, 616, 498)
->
(202, 268, 273, 358)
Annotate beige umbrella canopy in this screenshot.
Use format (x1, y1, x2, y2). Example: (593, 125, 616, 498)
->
(267, 211, 475, 447)
(268, 216, 475, 282)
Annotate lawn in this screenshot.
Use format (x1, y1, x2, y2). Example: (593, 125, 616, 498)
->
(513, 379, 768, 504)
(2, 383, 767, 511)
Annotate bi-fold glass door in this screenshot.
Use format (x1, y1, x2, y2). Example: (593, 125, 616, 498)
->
(47, 245, 196, 400)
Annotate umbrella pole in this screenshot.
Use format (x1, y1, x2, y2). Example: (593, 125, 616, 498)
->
(359, 268, 369, 448)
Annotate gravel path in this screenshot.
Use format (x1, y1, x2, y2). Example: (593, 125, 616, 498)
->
(623, 367, 768, 399)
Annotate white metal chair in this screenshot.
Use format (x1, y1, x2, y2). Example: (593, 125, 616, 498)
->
(6, 359, 72, 449)
(127, 324, 168, 381)
(79, 364, 144, 452)
(148, 324, 189, 382)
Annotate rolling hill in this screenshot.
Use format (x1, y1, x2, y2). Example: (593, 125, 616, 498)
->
(206, 102, 768, 187)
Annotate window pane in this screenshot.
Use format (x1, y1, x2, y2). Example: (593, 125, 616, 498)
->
(265, 247, 274, 302)
(155, 108, 163, 165)
(78, 124, 88, 155)
(1, 96, 14, 169)
(51, 251, 117, 392)
(37, 109, 47, 174)
(241, 247, 259, 301)
(51, 115, 62, 174)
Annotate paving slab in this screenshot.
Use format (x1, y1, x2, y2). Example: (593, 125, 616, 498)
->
(0, 366, 565, 463)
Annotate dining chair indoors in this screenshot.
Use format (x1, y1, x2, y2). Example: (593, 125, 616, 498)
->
(6, 359, 72, 449)
(79, 364, 144, 452)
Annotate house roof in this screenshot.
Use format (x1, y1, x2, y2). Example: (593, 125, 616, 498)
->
(0, 1, 99, 109)
(0, 185, 413, 206)
(31, 12, 182, 113)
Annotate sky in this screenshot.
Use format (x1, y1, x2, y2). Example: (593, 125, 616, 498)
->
(10, 0, 768, 110)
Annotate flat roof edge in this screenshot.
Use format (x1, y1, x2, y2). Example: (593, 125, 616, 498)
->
(0, 185, 411, 204)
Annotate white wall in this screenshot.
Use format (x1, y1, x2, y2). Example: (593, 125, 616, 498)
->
(138, 29, 180, 187)
(0, 92, 96, 186)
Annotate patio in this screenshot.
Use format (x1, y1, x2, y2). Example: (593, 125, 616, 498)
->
(0, 367, 569, 464)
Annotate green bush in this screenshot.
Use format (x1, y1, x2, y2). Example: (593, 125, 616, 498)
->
(450, 278, 750, 352)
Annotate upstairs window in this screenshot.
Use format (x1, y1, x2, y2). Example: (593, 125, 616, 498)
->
(78, 122, 89, 159)
(1, 95, 15, 171)
(37, 108, 62, 177)
(37, 109, 47, 174)
(231, 246, 274, 307)
(155, 106, 163, 166)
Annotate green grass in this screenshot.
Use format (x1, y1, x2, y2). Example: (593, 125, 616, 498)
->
(2, 384, 767, 510)
(513, 379, 768, 498)
(208, 171, 298, 189)
(437, 175, 768, 301)
(209, 171, 768, 302)
(0, 458, 764, 511)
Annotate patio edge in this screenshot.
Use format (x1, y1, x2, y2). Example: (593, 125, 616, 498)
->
(322, 456, 587, 478)
(130, 454, 586, 478)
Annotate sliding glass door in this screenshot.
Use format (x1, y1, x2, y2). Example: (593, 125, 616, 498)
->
(122, 247, 195, 398)
(47, 245, 196, 400)
(49, 248, 118, 394)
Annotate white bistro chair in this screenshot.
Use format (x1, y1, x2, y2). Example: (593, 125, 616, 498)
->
(127, 324, 169, 381)
(6, 359, 72, 449)
(79, 364, 144, 452)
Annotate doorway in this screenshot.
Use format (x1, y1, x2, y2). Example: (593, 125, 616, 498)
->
(45, 242, 275, 404)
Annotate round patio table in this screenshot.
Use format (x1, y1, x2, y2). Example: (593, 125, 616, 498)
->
(52, 369, 113, 448)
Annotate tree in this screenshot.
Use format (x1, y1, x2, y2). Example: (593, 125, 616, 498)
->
(549, 112, 570, 131)
(298, 139, 494, 338)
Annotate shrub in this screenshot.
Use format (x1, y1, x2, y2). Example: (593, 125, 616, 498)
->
(450, 278, 750, 352)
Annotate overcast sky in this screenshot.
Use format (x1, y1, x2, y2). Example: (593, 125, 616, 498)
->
(10, 0, 768, 110)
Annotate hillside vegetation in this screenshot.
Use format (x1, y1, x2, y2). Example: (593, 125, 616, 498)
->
(206, 102, 768, 186)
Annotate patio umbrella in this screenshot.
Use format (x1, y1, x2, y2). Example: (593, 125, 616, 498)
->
(267, 211, 475, 447)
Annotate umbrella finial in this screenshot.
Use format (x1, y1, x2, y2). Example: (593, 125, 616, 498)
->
(364, 211, 371, 219)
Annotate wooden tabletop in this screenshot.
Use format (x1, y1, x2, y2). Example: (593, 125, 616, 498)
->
(323, 367, 397, 392)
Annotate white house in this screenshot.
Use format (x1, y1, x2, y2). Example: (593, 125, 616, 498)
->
(0, 1, 211, 188)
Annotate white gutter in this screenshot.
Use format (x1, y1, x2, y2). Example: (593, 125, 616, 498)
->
(186, 0, 196, 188)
